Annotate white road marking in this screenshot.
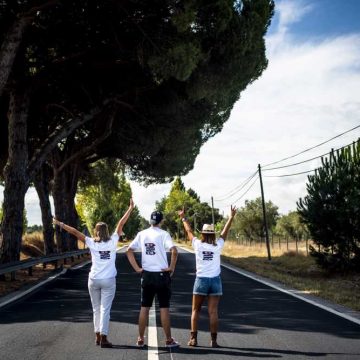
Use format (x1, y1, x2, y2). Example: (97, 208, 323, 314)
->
(0, 245, 127, 308)
(148, 302, 159, 360)
(179, 246, 360, 326)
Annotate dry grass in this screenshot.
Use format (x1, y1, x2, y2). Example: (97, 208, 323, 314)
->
(0, 232, 91, 298)
(177, 239, 360, 312)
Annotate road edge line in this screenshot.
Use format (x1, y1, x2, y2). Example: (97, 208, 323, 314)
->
(0, 268, 68, 309)
(0, 245, 128, 309)
(178, 245, 360, 326)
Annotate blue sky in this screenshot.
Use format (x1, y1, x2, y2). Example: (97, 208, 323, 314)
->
(2, 0, 360, 225)
(269, 0, 360, 39)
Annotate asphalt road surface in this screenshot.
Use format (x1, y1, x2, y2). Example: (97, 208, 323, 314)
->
(0, 248, 359, 360)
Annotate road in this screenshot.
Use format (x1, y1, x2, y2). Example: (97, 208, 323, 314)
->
(0, 248, 359, 360)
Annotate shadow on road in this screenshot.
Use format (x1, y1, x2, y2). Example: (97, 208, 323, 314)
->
(0, 251, 359, 342)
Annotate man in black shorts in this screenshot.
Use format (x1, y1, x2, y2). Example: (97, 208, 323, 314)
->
(126, 211, 179, 348)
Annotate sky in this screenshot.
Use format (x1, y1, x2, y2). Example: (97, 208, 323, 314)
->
(2, 0, 360, 225)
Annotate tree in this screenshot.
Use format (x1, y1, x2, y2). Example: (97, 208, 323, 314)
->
(232, 197, 279, 241)
(156, 177, 222, 238)
(275, 211, 309, 240)
(76, 159, 142, 240)
(0, 0, 274, 263)
(298, 141, 360, 272)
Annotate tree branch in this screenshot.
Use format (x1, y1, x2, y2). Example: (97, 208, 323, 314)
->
(55, 107, 117, 174)
(0, 0, 61, 97)
(28, 99, 113, 178)
(21, 0, 61, 18)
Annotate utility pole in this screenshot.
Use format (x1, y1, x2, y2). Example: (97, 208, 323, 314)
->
(194, 213, 197, 233)
(258, 164, 271, 261)
(211, 196, 215, 226)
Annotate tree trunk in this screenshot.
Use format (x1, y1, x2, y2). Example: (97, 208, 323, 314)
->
(52, 159, 80, 252)
(0, 87, 30, 264)
(33, 165, 56, 254)
(0, 18, 31, 97)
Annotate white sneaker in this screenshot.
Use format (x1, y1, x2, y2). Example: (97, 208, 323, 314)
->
(165, 338, 180, 348)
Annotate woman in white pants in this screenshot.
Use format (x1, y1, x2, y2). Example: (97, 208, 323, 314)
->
(53, 198, 134, 348)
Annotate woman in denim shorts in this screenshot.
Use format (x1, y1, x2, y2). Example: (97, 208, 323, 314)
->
(179, 205, 236, 348)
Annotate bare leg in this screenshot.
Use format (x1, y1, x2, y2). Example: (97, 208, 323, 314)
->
(208, 296, 220, 347)
(207, 296, 220, 333)
(188, 295, 206, 346)
(138, 306, 150, 340)
(191, 294, 206, 331)
(159, 307, 172, 340)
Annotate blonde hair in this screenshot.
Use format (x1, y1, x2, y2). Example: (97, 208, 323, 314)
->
(201, 233, 217, 246)
(94, 222, 110, 242)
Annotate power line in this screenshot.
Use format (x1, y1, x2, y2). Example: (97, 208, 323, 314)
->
(262, 123, 360, 168)
(214, 170, 258, 202)
(228, 175, 259, 206)
(264, 169, 317, 178)
(263, 138, 359, 171)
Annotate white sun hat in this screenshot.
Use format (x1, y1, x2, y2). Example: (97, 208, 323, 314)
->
(201, 224, 215, 234)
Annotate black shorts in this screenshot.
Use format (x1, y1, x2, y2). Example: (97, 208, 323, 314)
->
(141, 271, 172, 308)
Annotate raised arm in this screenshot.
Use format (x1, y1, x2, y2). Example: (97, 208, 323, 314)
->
(220, 205, 237, 241)
(115, 198, 135, 236)
(53, 218, 86, 243)
(178, 208, 195, 241)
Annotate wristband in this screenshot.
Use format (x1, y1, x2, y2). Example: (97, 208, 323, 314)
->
(181, 217, 187, 222)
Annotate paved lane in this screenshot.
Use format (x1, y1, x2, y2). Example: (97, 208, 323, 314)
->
(166, 249, 360, 360)
(0, 248, 359, 360)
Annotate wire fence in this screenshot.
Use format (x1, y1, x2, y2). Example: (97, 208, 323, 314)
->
(227, 234, 313, 255)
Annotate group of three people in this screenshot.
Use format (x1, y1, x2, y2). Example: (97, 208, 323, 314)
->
(53, 198, 236, 349)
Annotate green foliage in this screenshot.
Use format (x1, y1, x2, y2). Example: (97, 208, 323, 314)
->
(76, 159, 141, 239)
(26, 224, 43, 234)
(232, 197, 279, 241)
(155, 177, 222, 238)
(275, 211, 309, 240)
(298, 140, 360, 272)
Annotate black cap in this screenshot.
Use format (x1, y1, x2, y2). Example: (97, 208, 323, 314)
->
(150, 211, 163, 225)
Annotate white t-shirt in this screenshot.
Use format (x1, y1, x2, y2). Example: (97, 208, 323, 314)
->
(192, 237, 224, 277)
(85, 233, 119, 279)
(128, 226, 175, 272)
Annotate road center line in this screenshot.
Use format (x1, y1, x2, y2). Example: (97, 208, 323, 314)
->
(148, 302, 159, 360)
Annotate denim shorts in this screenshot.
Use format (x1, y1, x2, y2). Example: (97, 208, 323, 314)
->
(193, 275, 223, 296)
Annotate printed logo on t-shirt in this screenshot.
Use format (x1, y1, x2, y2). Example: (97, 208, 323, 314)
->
(99, 251, 111, 260)
(145, 243, 156, 255)
(202, 251, 214, 261)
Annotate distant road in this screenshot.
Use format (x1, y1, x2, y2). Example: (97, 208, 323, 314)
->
(0, 248, 359, 360)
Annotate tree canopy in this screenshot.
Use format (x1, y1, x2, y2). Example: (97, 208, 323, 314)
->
(155, 177, 222, 238)
(76, 159, 142, 239)
(231, 197, 279, 241)
(0, 0, 275, 263)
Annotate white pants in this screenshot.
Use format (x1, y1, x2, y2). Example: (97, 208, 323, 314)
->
(88, 277, 116, 335)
